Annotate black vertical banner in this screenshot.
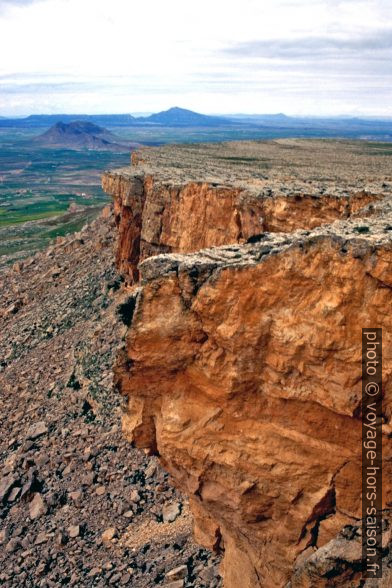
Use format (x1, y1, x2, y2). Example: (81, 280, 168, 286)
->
(362, 328, 382, 579)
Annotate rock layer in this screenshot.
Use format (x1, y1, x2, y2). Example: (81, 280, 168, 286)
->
(104, 141, 392, 587)
(102, 140, 391, 282)
(102, 172, 379, 283)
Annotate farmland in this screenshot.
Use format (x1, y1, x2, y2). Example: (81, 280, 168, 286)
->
(0, 127, 130, 265)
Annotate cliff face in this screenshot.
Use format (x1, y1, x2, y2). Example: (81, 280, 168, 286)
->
(102, 169, 378, 282)
(102, 173, 248, 280)
(116, 230, 392, 587)
(103, 141, 392, 587)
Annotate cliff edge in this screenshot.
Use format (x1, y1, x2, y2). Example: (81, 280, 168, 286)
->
(103, 140, 392, 587)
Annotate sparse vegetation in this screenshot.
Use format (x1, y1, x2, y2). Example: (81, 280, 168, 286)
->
(117, 296, 137, 326)
(354, 225, 370, 233)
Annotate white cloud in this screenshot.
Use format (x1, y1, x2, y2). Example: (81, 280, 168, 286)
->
(0, 0, 391, 115)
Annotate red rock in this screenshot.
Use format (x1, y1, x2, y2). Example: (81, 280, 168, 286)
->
(102, 146, 380, 283)
(107, 144, 392, 587)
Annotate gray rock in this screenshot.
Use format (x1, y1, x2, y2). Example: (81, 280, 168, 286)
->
(81, 472, 95, 486)
(0, 475, 16, 502)
(145, 461, 157, 478)
(35, 532, 48, 545)
(162, 502, 181, 523)
(12, 526, 24, 537)
(200, 566, 219, 583)
(5, 538, 20, 553)
(27, 421, 48, 440)
(7, 486, 21, 502)
(0, 527, 9, 545)
(56, 532, 67, 546)
(20, 477, 34, 499)
(166, 564, 187, 581)
(21, 536, 31, 550)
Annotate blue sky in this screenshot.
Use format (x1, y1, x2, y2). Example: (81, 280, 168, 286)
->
(0, 0, 391, 116)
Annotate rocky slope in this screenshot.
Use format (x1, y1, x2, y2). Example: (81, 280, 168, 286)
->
(0, 208, 221, 587)
(103, 140, 392, 587)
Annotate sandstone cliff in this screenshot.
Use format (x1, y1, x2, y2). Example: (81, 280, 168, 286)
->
(102, 140, 388, 282)
(103, 140, 392, 587)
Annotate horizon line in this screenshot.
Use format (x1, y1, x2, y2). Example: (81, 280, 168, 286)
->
(1, 109, 392, 121)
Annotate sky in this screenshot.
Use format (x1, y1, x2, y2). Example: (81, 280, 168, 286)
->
(0, 0, 391, 116)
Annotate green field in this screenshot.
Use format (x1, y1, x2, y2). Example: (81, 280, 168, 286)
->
(0, 128, 130, 265)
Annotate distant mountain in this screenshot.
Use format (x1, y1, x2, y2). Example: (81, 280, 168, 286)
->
(0, 114, 137, 128)
(0, 109, 231, 128)
(138, 107, 229, 126)
(2, 108, 392, 141)
(33, 121, 138, 151)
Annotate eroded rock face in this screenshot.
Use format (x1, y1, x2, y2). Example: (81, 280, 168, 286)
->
(102, 140, 390, 282)
(116, 226, 392, 587)
(105, 141, 392, 587)
(102, 169, 379, 283)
